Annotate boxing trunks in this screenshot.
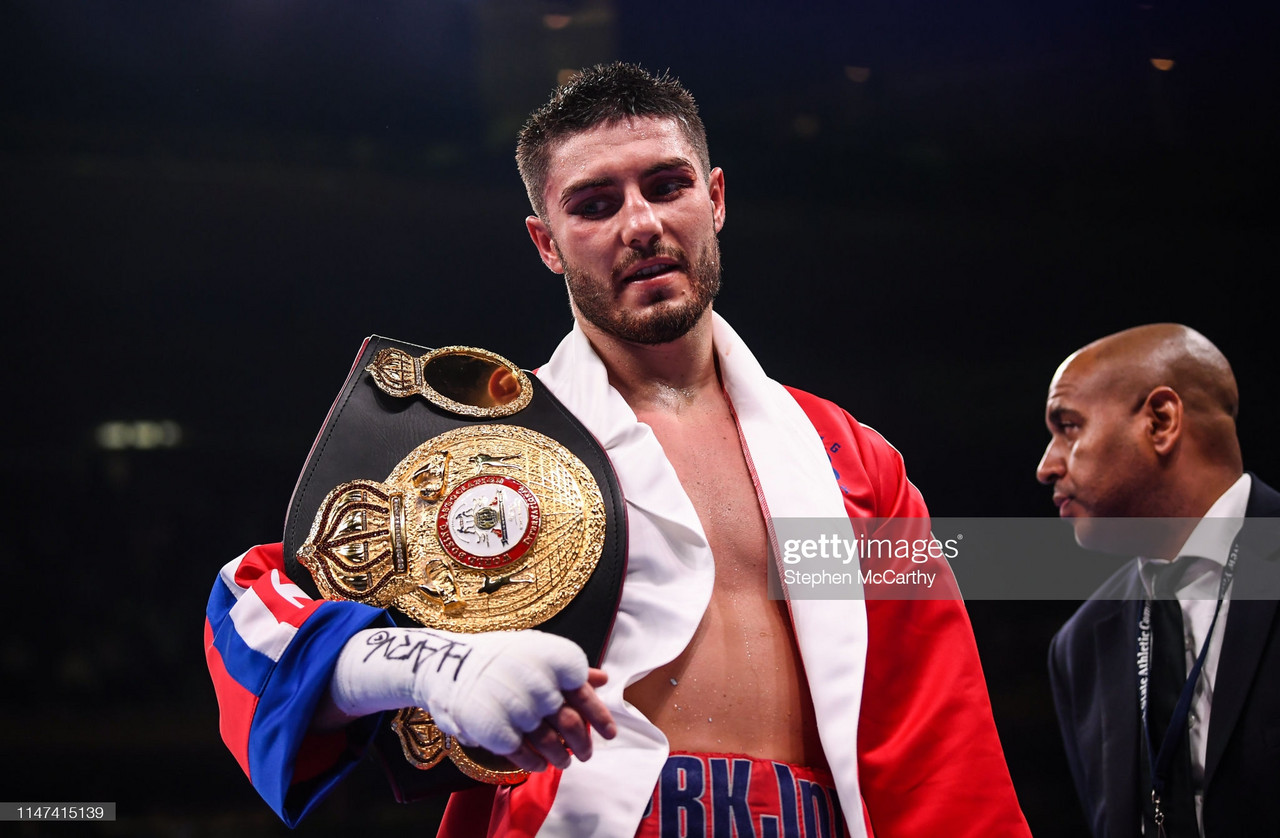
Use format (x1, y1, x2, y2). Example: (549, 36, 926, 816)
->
(635, 752, 847, 838)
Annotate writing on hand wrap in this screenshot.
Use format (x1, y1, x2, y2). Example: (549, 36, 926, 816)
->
(360, 629, 472, 681)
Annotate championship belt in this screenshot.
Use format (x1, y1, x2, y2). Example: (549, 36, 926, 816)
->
(282, 336, 627, 802)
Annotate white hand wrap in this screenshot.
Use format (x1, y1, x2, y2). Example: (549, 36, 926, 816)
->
(328, 626, 589, 755)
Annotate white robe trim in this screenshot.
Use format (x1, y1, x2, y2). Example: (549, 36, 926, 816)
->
(533, 313, 869, 837)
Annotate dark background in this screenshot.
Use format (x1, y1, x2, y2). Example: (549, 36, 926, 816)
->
(3, 1, 1278, 835)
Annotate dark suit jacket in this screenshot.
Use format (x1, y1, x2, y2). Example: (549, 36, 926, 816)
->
(1048, 475, 1280, 838)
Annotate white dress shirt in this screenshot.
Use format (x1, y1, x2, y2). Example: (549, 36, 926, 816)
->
(1138, 472, 1250, 835)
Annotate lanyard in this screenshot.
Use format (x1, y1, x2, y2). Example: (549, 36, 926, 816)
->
(1136, 539, 1239, 830)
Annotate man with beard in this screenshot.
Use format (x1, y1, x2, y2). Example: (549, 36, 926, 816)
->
(205, 63, 1030, 837)
(1041, 324, 1280, 837)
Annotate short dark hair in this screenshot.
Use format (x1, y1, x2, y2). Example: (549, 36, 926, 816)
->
(516, 62, 710, 218)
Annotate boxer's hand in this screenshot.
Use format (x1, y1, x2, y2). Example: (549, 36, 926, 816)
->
(324, 627, 615, 769)
(502, 667, 612, 772)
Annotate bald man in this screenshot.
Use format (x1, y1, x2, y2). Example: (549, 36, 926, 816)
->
(1039, 324, 1280, 838)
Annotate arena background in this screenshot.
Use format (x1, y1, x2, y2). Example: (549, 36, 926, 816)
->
(3, 1, 1277, 835)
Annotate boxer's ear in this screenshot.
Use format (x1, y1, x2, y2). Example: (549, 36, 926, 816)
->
(526, 216, 564, 274)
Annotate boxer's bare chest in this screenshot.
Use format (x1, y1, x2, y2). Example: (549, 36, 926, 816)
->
(622, 397, 825, 766)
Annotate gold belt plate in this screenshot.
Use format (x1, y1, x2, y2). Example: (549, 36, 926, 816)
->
(297, 423, 607, 781)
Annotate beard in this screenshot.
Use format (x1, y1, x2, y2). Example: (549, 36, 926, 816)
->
(560, 237, 722, 345)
